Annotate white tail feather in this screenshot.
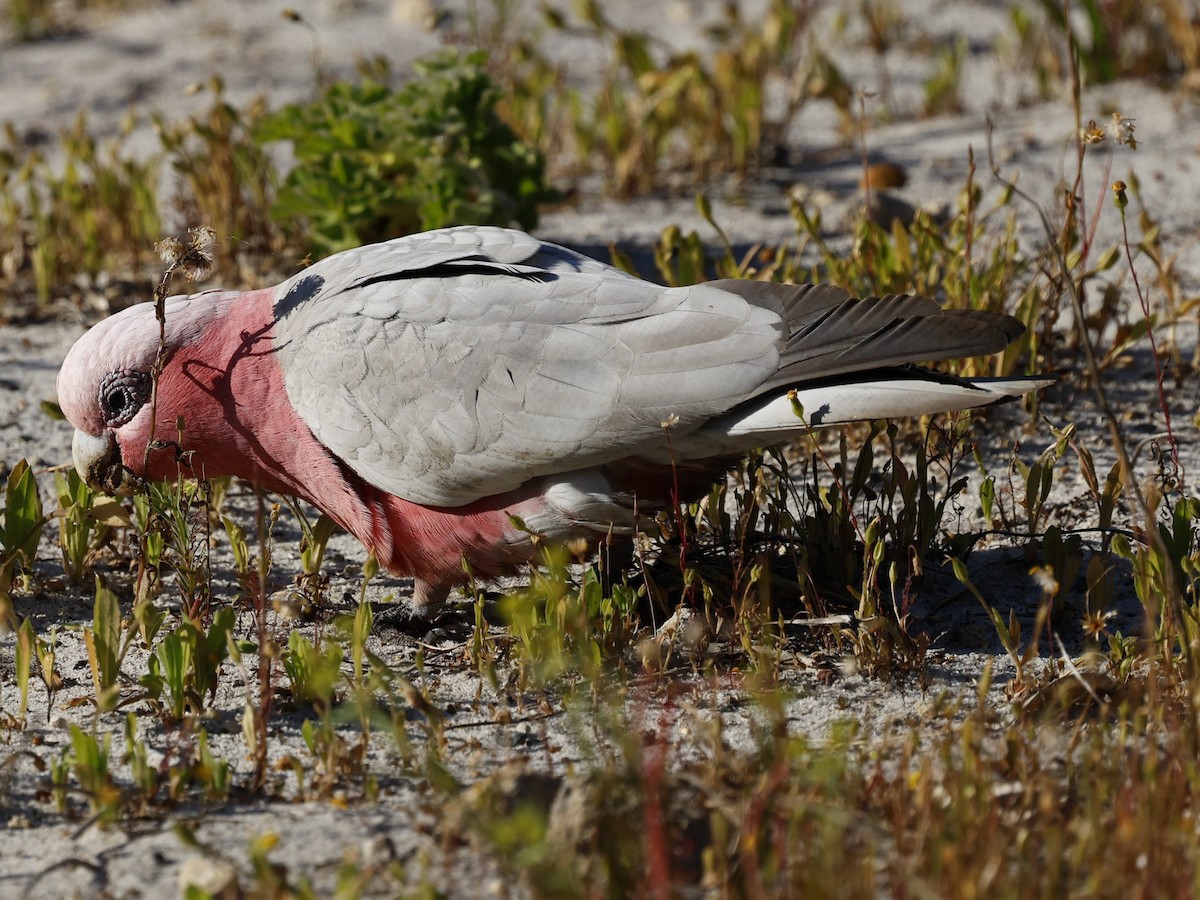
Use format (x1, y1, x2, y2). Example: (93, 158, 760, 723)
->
(661, 376, 1052, 461)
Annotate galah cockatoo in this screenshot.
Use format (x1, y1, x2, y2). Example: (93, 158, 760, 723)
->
(58, 226, 1046, 610)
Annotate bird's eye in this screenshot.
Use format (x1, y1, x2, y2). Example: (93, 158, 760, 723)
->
(98, 371, 151, 427)
(108, 388, 131, 414)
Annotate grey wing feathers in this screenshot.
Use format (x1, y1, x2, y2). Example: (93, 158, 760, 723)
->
(274, 228, 1026, 507)
(276, 226, 634, 300)
(274, 227, 785, 506)
(710, 279, 1022, 385)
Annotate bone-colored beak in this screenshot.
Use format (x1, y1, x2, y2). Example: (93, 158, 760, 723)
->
(72, 430, 140, 494)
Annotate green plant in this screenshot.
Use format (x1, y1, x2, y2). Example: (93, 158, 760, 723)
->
(154, 78, 280, 280)
(541, 0, 817, 196)
(922, 36, 966, 115)
(1034, 0, 1200, 86)
(195, 728, 231, 801)
(124, 712, 159, 801)
(6, 0, 129, 42)
(0, 115, 160, 304)
(143, 476, 215, 620)
(83, 577, 123, 712)
(141, 608, 236, 722)
(283, 630, 343, 716)
(0, 459, 45, 626)
(1, 460, 43, 574)
(858, 0, 907, 114)
(13, 617, 34, 724)
(280, 502, 337, 613)
(6, 0, 53, 40)
(0, 81, 282, 311)
(500, 567, 603, 689)
(256, 49, 556, 257)
(54, 468, 126, 583)
(1002, 5, 1067, 100)
(284, 629, 366, 792)
(13, 617, 61, 722)
(66, 725, 120, 825)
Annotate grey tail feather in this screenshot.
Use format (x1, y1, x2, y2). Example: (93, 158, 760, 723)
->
(709, 279, 1025, 389)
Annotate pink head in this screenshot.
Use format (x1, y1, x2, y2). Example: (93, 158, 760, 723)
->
(57, 290, 241, 492)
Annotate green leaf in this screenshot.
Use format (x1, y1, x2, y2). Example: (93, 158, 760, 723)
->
(90, 576, 121, 697)
(156, 630, 191, 721)
(40, 400, 65, 421)
(15, 617, 34, 721)
(2, 459, 44, 571)
(253, 49, 555, 259)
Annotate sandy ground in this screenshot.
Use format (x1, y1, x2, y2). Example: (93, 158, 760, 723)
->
(1, 0, 1197, 895)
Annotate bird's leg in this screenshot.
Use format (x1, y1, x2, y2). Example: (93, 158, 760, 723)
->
(369, 574, 466, 637)
(410, 575, 456, 617)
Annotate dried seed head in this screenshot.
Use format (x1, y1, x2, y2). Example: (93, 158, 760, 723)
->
(155, 236, 185, 267)
(154, 227, 216, 282)
(190, 225, 216, 253)
(180, 226, 216, 281)
(1081, 119, 1106, 144)
(1108, 113, 1137, 149)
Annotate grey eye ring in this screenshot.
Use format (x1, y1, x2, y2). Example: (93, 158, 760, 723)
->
(99, 371, 151, 427)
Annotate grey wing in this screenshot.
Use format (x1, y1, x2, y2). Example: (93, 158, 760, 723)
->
(273, 227, 785, 506)
(712, 280, 1023, 385)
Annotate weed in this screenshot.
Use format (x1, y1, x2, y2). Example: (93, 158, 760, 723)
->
(284, 631, 344, 736)
(1002, 5, 1068, 100)
(154, 79, 280, 281)
(140, 608, 236, 722)
(5, 0, 128, 42)
(1033, 0, 1200, 86)
(142, 477, 215, 620)
(54, 468, 126, 583)
(14, 617, 62, 721)
(123, 712, 158, 801)
(279, 502, 337, 615)
(82, 576, 123, 713)
(5, 0, 55, 40)
(65, 724, 120, 825)
(12, 2, 1200, 893)
(923, 36, 967, 116)
(1, 459, 45, 626)
(13, 617, 33, 724)
(1, 460, 42, 572)
(256, 50, 556, 258)
(465, 2, 579, 164)
(0, 115, 160, 306)
(469, 0, 821, 196)
(859, 0, 907, 114)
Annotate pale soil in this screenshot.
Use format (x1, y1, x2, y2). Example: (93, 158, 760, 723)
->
(0, 0, 1196, 896)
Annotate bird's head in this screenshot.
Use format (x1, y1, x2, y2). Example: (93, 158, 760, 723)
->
(57, 292, 230, 493)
